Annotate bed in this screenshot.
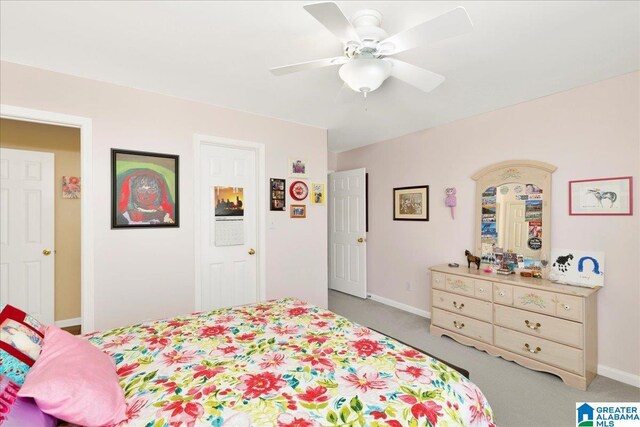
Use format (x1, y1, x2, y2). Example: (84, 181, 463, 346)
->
(86, 298, 495, 426)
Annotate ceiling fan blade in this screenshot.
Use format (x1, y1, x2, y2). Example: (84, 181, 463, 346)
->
(270, 56, 348, 76)
(378, 7, 472, 55)
(387, 59, 445, 93)
(303, 2, 361, 45)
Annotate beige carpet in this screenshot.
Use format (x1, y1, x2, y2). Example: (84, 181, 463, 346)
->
(328, 290, 640, 427)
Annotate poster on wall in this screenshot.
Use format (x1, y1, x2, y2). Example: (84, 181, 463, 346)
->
(288, 158, 309, 178)
(270, 178, 286, 211)
(311, 183, 325, 205)
(549, 248, 605, 287)
(213, 186, 245, 246)
(111, 149, 179, 228)
(62, 176, 81, 199)
(214, 186, 244, 216)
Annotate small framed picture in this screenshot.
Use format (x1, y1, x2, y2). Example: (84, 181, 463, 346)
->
(270, 178, 286, 211)
(111, 149, 179, 228)
(311, 183, 325, 205)
(393, 185, 429, 221)
(569, 176, 633, 216)
(290, 204, 306, 218)
(62, 176, 81, 199)
(289, 158, 309, 178)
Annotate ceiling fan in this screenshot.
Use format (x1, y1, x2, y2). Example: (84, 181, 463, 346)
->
(270, 2, 473, 98)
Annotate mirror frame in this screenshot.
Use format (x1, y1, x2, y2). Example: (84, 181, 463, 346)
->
(472, 160, 557, 264)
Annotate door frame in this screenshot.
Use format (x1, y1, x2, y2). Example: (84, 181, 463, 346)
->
(193, 134, 266, 311)
(0, 104, 95, 332)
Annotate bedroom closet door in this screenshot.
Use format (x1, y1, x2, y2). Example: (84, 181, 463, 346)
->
(0, 148, 55, 324)
(199, 143, 258, 311)
(328, 168, 367, 298)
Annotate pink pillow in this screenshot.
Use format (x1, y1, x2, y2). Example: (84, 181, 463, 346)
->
(17, 325, 126, 427)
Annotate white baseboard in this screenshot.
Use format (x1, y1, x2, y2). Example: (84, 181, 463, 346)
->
(597, 364, 640, 388)
(368, 293, 431, 319)
(55, 317, 82, 328)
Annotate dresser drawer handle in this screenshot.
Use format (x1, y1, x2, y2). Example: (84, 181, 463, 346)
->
(498, 291, 505, 297)
(562, 304, 571, 311)
(524, 343, 541, 354)
(478, 287, 485, 293)
(452, 301, 465, 310)
(525, 320, 541, 330)
(453, 321, 465, 329)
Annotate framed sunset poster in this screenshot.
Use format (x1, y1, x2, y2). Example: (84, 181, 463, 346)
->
(111, 149, 179, 228)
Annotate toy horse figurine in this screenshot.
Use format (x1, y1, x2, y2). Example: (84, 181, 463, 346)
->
(465, 250, 481, 270)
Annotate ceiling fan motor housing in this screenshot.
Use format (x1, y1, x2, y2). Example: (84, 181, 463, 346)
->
(347, 9, 389, 54)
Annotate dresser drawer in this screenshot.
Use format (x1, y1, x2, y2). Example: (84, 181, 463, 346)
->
(494, 305, 584, 348)
(494, 326, 584, 375)
(433, 290, 492, 322)
(474, 280, 492, 301)
(432, 271, 445, 290)
(494, 283, 513, 305)
(432, 308, 493, 344)
(555, 294, 583, 322)
(513, 287, 557, 316)
(445, 274, 475, 297)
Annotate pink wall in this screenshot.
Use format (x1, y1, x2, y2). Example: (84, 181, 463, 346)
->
(337, 72, 640, 379)
(328, 151, 338, 172)
(0, 61, 328, 331)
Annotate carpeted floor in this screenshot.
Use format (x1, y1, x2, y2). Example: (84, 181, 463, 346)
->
(328, 290, 640, 427)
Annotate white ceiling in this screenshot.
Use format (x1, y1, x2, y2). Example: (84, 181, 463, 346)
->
(1, 1, 638, 152)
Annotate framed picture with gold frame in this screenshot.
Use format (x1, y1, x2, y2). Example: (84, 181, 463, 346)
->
(290, 204, 306, 218)
(393, 185, 429, 221)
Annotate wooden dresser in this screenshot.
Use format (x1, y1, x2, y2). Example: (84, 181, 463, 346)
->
(429, 264, 600, 390)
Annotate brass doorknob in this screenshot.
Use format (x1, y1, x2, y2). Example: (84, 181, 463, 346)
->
(248, 248, 256, 255)
(357, 237, 364, 243)
(42, 249, 51, 256)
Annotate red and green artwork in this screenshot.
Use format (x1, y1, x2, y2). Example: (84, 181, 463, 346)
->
(111, 149, 179, 228)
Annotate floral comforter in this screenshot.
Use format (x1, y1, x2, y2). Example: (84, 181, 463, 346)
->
(87, 298, 495, 427)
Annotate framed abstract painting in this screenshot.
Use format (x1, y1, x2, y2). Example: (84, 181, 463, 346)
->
(111, 149, 179, 228)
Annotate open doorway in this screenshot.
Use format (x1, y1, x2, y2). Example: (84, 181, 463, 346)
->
(1, 119, 81, 333)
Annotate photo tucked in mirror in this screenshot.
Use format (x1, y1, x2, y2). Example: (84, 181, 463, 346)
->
(480, 183, 544, 271)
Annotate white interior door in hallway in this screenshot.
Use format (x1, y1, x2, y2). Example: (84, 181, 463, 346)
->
(0, 148, 55, 324)
(199, 143, 259, 310)
(328, 168, 367, 298)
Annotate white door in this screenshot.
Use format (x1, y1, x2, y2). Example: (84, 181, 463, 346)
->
(199, 143, 258, 310)
(0, 148, 55, 324)
(328, 168, 367, 298)
(506, 202, 533, 257)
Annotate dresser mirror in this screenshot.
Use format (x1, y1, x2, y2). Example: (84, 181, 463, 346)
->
(472, 160, 557, 268)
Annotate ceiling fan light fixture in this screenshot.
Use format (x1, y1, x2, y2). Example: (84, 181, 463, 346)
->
(338, 58, 391, 93)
